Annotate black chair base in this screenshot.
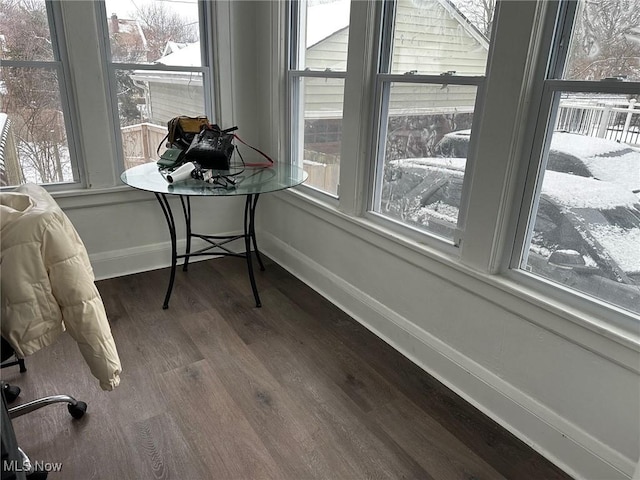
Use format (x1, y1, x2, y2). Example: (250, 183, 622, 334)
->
(2, 384, 20, 404)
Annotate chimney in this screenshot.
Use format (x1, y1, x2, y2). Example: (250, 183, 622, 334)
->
(110, 14, 119, 34)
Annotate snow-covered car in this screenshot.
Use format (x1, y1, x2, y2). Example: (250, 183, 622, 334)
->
(434, 130, 640, 194)
(382, 160, 640, 314)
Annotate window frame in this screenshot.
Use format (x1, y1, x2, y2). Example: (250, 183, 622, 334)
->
(287, 0, 494, 249)
(366, 72, 486, 251)
(2, 0, 226, 192)
(287, 0, 349, 203)
(505, 0, 640, 328)
(0, 0, 84, 190)
(96, 0, 216, 173)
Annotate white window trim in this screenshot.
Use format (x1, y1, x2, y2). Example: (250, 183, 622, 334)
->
(1, 0, 85, 191)
(367, 73, 486, 249)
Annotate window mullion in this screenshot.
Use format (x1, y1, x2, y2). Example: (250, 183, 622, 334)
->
(459, 0, 545, 272)
(0, 60, 60, 69)
(547, 0, 578, 79)
(61, 0, 119, 188)
(337, 0, 380, 215)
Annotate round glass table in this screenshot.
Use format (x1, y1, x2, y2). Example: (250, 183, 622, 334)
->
(121, 162, 307, 309)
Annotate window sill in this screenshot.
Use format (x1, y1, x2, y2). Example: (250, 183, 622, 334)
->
(273, 187, 640, 372)
(51, 184, 156, 210)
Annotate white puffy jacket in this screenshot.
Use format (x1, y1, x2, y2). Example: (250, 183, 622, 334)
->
(0, 184, 121, 390)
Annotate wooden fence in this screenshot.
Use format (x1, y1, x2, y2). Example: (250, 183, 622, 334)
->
(121, 123, 168, 170)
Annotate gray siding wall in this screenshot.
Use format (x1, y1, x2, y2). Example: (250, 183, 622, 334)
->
(148, 82, 205, 125)
(303, 0, 488, 116)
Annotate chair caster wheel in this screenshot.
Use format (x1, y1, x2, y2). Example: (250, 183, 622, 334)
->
(68, 401, 87, 419)
(3, 384, 20, 403)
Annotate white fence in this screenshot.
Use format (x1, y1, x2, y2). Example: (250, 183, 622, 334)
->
(556, 99, 639, 146)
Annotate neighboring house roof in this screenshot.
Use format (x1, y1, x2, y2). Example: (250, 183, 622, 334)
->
(108, 14, 148, 62)
(130, 41, 202, 87)
(108, 14, 147, 48)
(154, 41, 201, 67)
(435, 0, 490, 47)
(306, 0, 488, 50)
(306, 0, 350, 48)
(161, 41, 191, 58)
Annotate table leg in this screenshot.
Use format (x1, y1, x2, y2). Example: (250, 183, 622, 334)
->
(155, 193, 177, 310)
(249, 193, 265, 271)
(244, 194, 261, 307)
(180, 196, 192, 272)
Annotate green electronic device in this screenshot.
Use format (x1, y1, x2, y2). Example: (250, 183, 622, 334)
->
(157, 148, 186, 169)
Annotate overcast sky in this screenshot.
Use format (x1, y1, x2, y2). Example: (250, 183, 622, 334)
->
(105, 0, 199, 22)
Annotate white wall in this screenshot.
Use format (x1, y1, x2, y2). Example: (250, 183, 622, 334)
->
(56, 189, 245, 280)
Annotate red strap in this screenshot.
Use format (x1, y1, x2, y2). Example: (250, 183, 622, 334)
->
(233, 134, 274, 167)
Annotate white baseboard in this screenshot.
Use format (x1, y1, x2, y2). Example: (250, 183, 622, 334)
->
(90, 241, 174, 280)
(260, 231, 634, 480)
(89, 234, 244, 281)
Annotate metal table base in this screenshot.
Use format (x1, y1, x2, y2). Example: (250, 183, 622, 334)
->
(154, 193, 264, 309)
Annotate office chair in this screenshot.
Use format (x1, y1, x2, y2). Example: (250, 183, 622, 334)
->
(1, 337, 87, 419)
(1, 337, 87, 480)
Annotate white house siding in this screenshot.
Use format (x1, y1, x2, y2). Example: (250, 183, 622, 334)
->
(303, 77, 345, 119)
(391, 0, 488, 76)
(147, 82, 205, 125)
(305, 28, 349, 71)
(303, 0, 488, 118)
(387, 83, 478, 116)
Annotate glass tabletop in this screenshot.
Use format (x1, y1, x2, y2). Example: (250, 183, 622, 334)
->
(121, 162, 307, 196)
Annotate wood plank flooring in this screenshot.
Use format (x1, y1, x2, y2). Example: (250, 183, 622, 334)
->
(3, 257, 574, 480)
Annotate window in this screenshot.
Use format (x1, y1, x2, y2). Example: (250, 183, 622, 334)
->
(289, 0, 496, 236)
(0, 0, 218, 189)
(514, 0, 640, 315)
(289, 0, 351, 197)
(370, 0, 496, 244)
(100, 0, 213, 170)
(0, 0, 80, 187)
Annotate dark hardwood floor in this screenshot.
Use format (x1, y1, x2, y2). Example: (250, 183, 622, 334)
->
(3, 257, 573, 480)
